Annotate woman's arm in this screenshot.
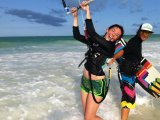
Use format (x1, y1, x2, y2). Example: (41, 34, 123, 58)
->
(80, 3, 97, 37)
(81, 2, 115, 55)
(108, 50, 124, 66)
(80, 3, 104, 44)
(72, 7, 78, 27)
(71, 7, 87, 44)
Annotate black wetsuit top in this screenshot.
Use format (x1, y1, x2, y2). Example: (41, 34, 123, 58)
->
(123, 35, 143, 63)
(73, 19, 115, 76)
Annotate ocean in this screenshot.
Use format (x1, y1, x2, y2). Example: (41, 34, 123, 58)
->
(0, 35, 159, 120)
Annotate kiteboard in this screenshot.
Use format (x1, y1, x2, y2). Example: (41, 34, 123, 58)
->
(115, 38, 160, 97)
(136, 58, 160, 97)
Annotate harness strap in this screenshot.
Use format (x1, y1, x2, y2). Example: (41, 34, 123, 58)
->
(89, 67, 111, 104)
(78, 57, 87, 67)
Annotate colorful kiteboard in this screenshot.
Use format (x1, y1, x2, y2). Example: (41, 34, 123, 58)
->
(136, 58, 160, 97)
(115, 38, 160, 97)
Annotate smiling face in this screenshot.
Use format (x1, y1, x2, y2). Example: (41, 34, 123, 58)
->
(104, 27, 122, 42)
(139, 30, 152, 41)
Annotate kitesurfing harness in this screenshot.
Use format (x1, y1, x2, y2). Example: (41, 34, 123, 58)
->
(62, 0, 111, 104)
(88, 67, 112, 104)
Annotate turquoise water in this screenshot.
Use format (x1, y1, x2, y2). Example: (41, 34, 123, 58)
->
(0, 34, 159, 47)
(0, 35, 159, 120)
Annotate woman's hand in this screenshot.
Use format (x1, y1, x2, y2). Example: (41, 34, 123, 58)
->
(71, 7, 78, 17)
(80, 1, 91, 19)
(107, 58, 116, 66)
(80, 1, 90, 12)
(71, 7, 78, 27)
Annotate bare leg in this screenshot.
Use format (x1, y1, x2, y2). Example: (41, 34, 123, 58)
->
(121, 107, 130, 120)
(84, 93, 102, 120)
(81, 90, 88, 113)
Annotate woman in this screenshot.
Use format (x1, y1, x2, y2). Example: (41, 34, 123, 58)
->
(108, 23, 154, 120)
(72, 1, 124, 120)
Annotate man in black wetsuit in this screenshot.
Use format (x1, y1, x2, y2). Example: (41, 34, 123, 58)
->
(108, 23, 154, 120)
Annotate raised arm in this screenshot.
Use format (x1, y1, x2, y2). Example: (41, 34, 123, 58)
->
(71, 7, 88, 44)
(80, 2, 97, 37)
(80, 3, 105, 44)
(80, 2, 115, 56)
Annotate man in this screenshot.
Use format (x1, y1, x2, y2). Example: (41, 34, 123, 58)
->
(108, 23, 154, 120)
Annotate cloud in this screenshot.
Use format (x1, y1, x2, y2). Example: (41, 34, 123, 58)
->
(118, 0, 144, 13)
(63, 0, 108, 12)
(50, 9, 65, 17)
(62, 0, 143, 13)
(90, 0, 108, 11)
(61, 0, 145, 14)
(132, 23, 140, 27)
(0, 6, 6, 13)
(86, 0, 142, 13)
(141, 17, 149, 21)
(130, 7, 143, 13)
(112, 0, 144, 13)
(121, 0, 128, 4)
(5, 9, 67, 27)
(64, 0, 78, 7)
(153, 24, 159, 29)
(129, 0, 143, 13)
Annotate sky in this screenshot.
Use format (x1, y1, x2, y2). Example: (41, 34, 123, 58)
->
(0, 0, 160, 37)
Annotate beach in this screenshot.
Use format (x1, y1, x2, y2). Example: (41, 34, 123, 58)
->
(0, 35, 159, 120)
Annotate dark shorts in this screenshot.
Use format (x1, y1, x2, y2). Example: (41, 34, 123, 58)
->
(80, 76, 107, 98)
(118, 72, 136, 109)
